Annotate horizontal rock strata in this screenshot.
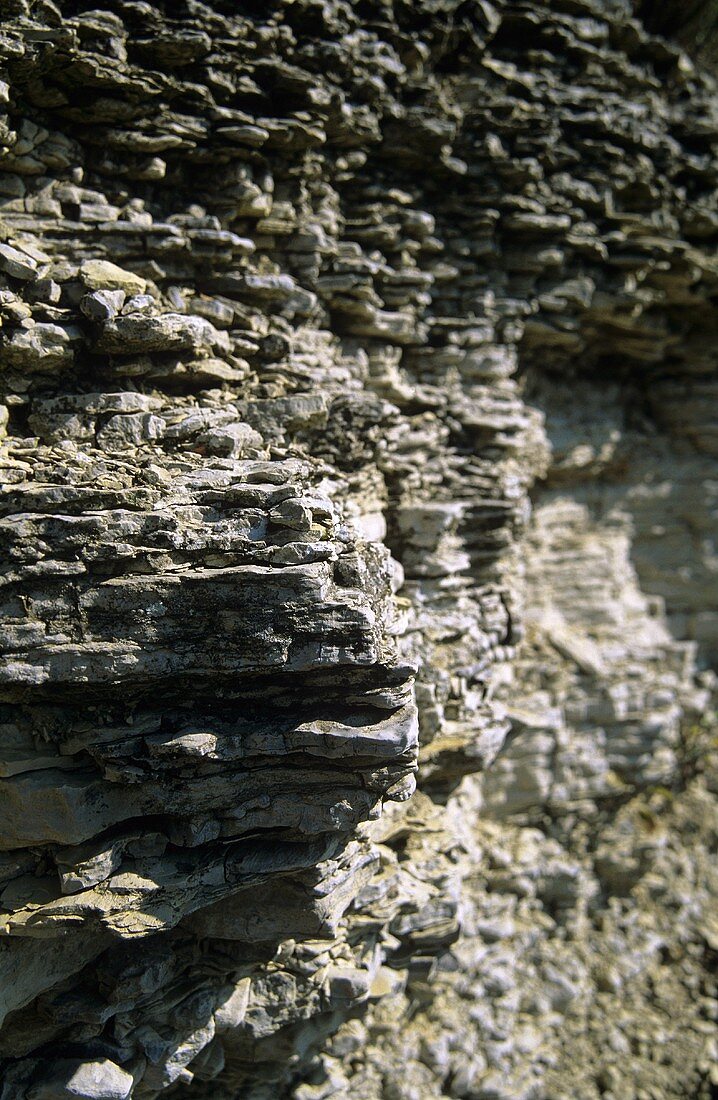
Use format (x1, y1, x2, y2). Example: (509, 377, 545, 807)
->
(0, 1, 717, 1098)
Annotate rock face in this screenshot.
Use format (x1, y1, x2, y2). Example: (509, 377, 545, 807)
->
(0, 1, 717, 1097)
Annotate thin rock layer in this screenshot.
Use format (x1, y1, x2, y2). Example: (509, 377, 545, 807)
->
(0, 1, 717, 1098)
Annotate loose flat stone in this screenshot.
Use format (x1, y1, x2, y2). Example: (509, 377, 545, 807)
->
(94, 312, 219, 354)
(79, 260, 147, 295)
(0, 242, 39, 280)
(27, 1059, 133, 1100)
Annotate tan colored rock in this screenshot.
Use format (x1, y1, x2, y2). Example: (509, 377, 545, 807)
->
(79, 260, 146, 295)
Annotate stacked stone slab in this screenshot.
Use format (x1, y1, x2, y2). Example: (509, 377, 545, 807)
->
(0, 1, 717, 1098)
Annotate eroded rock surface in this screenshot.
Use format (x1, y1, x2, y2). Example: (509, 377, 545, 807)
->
(0, 1, 717, 1097)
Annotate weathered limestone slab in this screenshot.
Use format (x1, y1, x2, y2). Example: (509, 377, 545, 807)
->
(0, 1, 717, 1097)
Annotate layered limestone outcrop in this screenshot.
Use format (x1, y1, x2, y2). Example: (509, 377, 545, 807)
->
(0, 1, 717, 1097)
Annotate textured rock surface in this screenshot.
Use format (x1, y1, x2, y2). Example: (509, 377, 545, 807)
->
(0, 1, 717, 1097)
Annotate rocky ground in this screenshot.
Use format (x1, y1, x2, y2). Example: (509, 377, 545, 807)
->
(0, 1, 717, 1097)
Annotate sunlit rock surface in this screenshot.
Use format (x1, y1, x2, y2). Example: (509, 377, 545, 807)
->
(0, 1, 717, 1097)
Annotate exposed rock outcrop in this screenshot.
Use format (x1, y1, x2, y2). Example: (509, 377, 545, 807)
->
(0, 1, 717, 1097)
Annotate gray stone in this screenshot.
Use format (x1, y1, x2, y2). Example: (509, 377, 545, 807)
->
(0, 4, 717, 1099)
(0, 242, 38, 281)
(80, 290, 125, 322)
(27, 1060, 133, 1099)
(94, 312, 220, 354)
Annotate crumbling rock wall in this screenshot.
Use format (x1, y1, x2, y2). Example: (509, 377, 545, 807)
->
(0, 1, 717, 1098)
